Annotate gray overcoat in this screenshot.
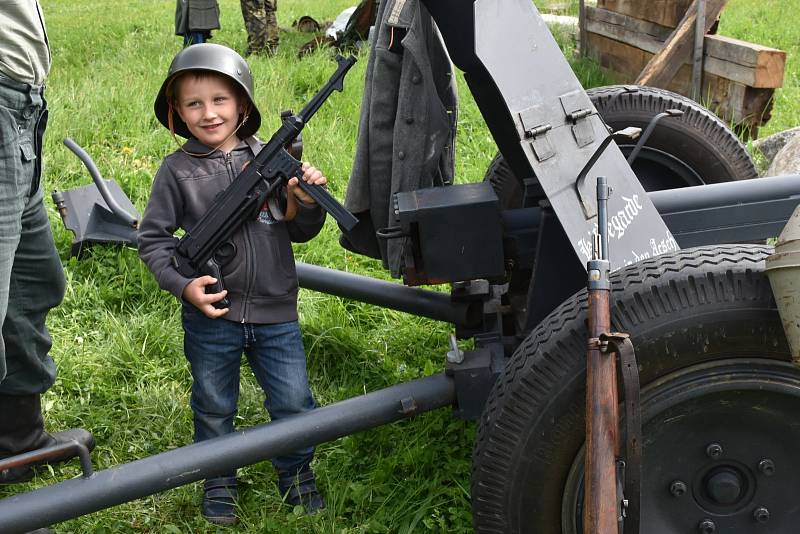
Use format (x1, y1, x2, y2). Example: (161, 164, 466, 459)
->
(175, 0, 220, 35)
(341, 0, 458, 277)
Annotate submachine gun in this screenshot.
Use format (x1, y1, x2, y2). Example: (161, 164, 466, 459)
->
(171, 55, 359, 307)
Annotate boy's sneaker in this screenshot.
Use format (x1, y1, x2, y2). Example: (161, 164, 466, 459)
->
(277, 466, 326, 515)
(202, 476, 238, 526)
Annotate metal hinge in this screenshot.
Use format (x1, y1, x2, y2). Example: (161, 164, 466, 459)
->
(519, 105, 555, 162)
(560, 91, 596, 148)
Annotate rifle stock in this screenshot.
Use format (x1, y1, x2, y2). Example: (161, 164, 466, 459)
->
(584, 176, 620, 534)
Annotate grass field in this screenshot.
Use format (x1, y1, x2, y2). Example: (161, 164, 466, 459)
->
(1, 1, 797, 532)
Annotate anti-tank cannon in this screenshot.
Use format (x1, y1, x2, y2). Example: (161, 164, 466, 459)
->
(3, 0, 800, 532)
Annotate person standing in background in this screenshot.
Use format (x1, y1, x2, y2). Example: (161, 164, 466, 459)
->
(239, 0, 279, 55)
(0, 0, 94, 489)
(176, 0, 221, 46)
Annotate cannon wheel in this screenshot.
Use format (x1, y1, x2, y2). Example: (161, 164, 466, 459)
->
(486, 85, 757, 208)
(471, 245, 800, 533)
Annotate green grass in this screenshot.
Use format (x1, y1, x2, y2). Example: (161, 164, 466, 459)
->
(717, 0, 800, 136)
(1, 1, 796, 532)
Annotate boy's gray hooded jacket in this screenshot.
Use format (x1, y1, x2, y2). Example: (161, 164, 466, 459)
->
(138, 137, 325, 324)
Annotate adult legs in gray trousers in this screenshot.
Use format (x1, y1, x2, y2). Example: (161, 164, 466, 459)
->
(0, 74, 93, 485)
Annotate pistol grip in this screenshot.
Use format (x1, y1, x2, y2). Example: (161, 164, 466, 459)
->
(203, 259, 231, 310)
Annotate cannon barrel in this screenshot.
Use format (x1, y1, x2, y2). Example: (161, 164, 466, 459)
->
(502, 174, 800, 249)
(651, 173, 800, 212)
(650, 173, 800, 246)
(0, 373, 455, 533)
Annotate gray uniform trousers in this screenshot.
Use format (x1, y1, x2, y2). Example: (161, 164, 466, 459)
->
(0, 74, 64, 395)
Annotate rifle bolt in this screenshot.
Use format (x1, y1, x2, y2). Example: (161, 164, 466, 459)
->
(754, 507, 770, 523)
(698, 518, 716, 534)
(669, 480, 687, 497)
(758, 458, 775, 476)
(705, 442, 723, 459)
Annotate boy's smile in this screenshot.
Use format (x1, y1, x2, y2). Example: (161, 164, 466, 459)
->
(175, 74, 244, 153)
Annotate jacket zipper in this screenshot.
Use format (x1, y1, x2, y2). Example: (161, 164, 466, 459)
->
(227, 152, 255, 323)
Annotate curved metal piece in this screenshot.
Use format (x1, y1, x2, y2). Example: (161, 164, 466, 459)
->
(574, 135, 615, 218)
(62, 138, 138, 228)
(626, 109, 684, 166)
(0, 440, 93, 479)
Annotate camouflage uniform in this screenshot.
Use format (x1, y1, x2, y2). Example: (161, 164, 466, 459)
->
(239, 0, 278, 55)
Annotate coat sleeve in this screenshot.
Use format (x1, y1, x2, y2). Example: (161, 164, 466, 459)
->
(286, 200, 326, 243)
(137, 161, 195, 300)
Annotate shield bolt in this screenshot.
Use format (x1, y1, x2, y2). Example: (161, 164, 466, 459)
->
(698, 518, 716, 534)
(758, 459, 775, 476)
(754, 507, 770, 524)
(705, 443, 723, 459)
(669, 480, 687, 497)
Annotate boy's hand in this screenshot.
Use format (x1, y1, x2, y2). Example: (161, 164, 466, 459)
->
(182, 276, 229, 318)
(286, 161, 328, 216)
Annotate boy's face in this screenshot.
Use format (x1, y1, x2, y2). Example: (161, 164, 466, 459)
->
(174, 73, 244, 153)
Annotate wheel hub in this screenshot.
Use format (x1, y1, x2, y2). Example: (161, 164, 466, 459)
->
(705, 468, 743, 505)
(692, 461, 756, 514)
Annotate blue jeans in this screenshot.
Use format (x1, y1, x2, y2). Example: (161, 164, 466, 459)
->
(183, 31, 210, 46)
(182, 306, 315, 474)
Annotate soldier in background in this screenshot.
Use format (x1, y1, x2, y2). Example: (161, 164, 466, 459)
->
(239, 0, 279, 55)
(176, 0, 221, 47)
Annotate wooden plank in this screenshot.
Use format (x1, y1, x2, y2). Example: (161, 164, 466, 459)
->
(586, 7, 673, 51)
(585, 31, 649, 79)
(597, 0, 693, 28)
(585, 31, 775, 131)
(635, 0, 728, 88)
(586, 7, 786, 88)
(705, 35, 786, 88)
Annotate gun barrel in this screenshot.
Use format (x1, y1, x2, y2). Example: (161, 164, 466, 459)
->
(298, 55, 357, 123)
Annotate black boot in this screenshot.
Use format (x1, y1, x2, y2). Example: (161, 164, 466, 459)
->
(277, 466, 325, 514)
(0, 393, 94, 485)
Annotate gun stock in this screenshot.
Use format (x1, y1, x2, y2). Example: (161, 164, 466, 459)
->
(584, 176, 620, 534)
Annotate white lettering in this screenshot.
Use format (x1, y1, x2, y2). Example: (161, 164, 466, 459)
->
(577, 236, 592, 261)
(632, 249, 651, 263)
(650, 231, 679, 256)
(606, 195, 642, 240)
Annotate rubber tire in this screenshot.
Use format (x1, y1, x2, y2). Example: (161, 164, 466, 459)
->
(486, 85, 757, 209)
(471, 244, 794, 533)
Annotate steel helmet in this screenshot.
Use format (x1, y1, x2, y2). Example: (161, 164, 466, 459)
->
(154, 43, 261, 139)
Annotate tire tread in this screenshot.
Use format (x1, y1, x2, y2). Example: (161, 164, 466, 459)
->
(472, 245, 777, 533)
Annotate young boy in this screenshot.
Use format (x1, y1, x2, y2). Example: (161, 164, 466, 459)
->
(138, 43, 326, 524)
